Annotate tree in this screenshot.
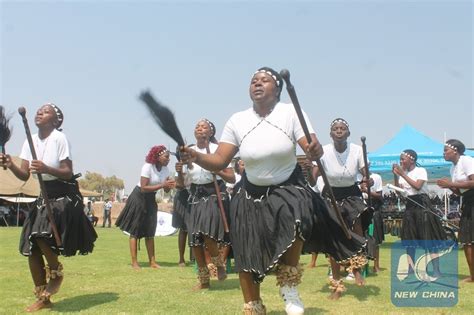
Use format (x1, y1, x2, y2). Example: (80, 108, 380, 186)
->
(78, 171, 124, 200)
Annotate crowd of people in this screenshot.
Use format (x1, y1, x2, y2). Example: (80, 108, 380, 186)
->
(0, 67, 473, 314)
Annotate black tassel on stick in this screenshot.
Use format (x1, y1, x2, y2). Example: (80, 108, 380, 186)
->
(0, 106, 12, 170)
(139, 91, 185, 147)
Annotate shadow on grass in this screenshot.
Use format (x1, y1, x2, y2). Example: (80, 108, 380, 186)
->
(267, 306, 326, 314)
(51, 292, 119, 312)
(320, 283, 381, 301)
(207, 278, 241, 291)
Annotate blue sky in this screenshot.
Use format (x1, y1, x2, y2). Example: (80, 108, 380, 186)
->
(1, 0, 472, 193)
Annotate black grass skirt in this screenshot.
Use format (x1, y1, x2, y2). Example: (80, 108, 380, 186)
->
(172, 189, 189, 231)
(400, 194, 447, 247)
(19, 179, 97, 257)
(231, 166, 367, 283)
(372, 208, 385, 246)
(186, 181, 230, 247)
(324, 185, 373, 232)
(459, 189, 474, 245)
(115, 186, 157, 239)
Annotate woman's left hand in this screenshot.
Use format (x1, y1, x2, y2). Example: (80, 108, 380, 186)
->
(29, 160, 49, 174)
(305, 140, 323, 161)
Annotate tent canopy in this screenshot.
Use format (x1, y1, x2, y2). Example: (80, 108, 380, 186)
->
(0, 156, 102, 198)
(368, 125, 474, 180)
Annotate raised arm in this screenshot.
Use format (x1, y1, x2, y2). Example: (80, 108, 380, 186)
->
(181, 142, 238, 173)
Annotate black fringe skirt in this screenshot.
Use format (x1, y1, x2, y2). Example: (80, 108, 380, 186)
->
(324, 185, 373, 232)
(372, 207, 385, 246)
(115, 186, 157, 239)
(400, 194, 447, 247)
(172, 189, 189, 231)
(231, 166, 367, 283)
(19, 179, 97, 257)
(459, 189, 474, 245)
(186, 181, 230, 247)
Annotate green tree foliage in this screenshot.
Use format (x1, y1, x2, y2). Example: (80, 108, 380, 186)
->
(78, 171, 124, 199)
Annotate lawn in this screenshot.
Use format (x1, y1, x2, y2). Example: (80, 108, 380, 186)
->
(0, 227, 472, 314)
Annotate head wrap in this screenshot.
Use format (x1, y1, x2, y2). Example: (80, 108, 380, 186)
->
(253, 66, 283, 99)
(146, 145, 168, 164)
(44, 103, 64, 130)
(330, 118, 350, 129)
(445, 139, 465, 155)
(199, 118, 218, 144)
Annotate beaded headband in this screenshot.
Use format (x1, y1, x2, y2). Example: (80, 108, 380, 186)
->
(445, 143, 458, 152)
(199, 118, 216, 138)
(401, 151, 415, 161)
(45, 103, 64, 129)
(330, 118, 349, 128)
(254, 69, 281, 87)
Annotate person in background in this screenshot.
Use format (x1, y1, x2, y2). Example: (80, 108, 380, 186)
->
(102, 199, 112, 228)
(115, 145, 175, 270)
(85, 201, 98, 227)
(437, 139, 474, 282)
(393, 149, 446, 275)
(179, 67, 367, 314)
(0, 103, 97, 312)
(175, 118, 235, 290)
(360, 170, 384, 273)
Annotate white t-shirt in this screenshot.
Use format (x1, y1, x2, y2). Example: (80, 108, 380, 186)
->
(19, 129, 72, 181)
(398, 166, 429, 195)
(220, 102, 314, 186)
(184, 143, 230, 185)
(137, 163, 170, 187)
(370, 173, 383, 193)
(320, 143, 365, 187)
(450, 155, 474, 194)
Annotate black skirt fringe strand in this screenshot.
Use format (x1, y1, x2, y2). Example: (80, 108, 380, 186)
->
(459, 189, 474, 245)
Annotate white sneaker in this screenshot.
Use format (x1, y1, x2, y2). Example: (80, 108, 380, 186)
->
(345, 272, 355, 281)
(279, 285, 304, 315)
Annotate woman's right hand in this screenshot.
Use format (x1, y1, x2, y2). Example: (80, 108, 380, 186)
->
(0, 153, 12, 169)
(392, 163, 403, 177)
(179, 146, 197, 165)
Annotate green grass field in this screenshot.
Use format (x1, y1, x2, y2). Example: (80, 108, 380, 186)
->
(0, 227, 472, 314)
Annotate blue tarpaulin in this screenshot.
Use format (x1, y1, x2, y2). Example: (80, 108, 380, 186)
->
(368, 125, 474, 180)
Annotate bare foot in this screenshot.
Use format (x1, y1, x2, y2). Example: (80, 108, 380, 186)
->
(217, 266, 227, 281)
(354, 271, 365, 287)
(462, 277, 474, 283)
(26, 299, 52, 312)
(328, 291, 342, 300)
(150, 262, 161, 269)
(131, 263, 141, 270)
(307, 263, 316, 269)
(373, 266, 381, 273)
(178, 262, 186, 267)
(192, 282, 210, 291)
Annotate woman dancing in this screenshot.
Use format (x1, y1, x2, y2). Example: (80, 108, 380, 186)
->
(115, 145, 175, 269)
(0, 103, 97, 312)
(437, 139, 474, 282)
(180, 67, 367, 314)
(393, 149, 446, 275)
(311, 118, 370, 291)
(175, 118, 235, 289)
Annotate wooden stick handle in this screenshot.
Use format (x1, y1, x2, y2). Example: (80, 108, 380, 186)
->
(18, 107, 62, 247)
(280, 69, 351, 239)
(205, 144, 230, 233)
(360, 136, 372, 209)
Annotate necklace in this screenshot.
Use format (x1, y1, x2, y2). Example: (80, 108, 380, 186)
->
(334, 146, 353, 182)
